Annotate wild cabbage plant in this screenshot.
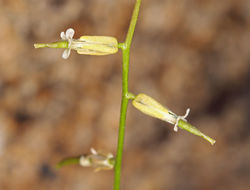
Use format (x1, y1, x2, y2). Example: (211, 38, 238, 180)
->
(34, 0, 215, 189)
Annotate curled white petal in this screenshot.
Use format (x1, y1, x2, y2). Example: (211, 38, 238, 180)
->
(90, 148, 98, 155)
(60, 32, 66, 40)
(66, 28, 75, 39)
(60, 28, 75, 59)
(62, 49, 71, 59)
(79, 155, 91, 167)
(174, 108, 190, 132)
(107, 153, 113, 159)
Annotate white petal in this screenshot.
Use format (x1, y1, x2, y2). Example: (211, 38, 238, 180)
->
(62, 49, 71, 59)
(90, 148, 97, 155)
(79, 156, 91, 167)
(66, 28, 75, 39)
(68, 39, 72, 47)
(60, 32, 66, 40)
(173, 108, 190, 132)
(107, 153, 113, 158)
(183, 108, 190, 119)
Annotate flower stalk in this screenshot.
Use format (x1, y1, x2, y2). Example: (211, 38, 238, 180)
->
(34, 41, 68, 49)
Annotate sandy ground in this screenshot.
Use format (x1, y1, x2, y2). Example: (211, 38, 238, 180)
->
(0, 0, 250, 189)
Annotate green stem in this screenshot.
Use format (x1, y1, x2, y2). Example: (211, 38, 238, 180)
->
(114, 1, 141, 190)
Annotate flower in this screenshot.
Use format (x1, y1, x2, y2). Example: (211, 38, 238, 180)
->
(132, 93, 216, 145)
(56, 148, 115, 170)
(60, 28, 75, 59)
(132, 93, 189, 131)
(34, 28, 118, 59)
(79, 148, 115, 171)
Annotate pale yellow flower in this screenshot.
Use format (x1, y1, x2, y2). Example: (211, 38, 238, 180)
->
(34, 28, 118, 59)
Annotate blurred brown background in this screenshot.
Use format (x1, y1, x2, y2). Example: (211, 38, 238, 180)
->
(0, 0, 250, 189)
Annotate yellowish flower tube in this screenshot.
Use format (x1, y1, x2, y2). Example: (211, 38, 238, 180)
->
(76, 36, 118, 55)
(132, 93, 177, 124)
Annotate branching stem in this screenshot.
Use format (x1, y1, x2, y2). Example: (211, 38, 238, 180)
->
(114, 1, 141, 190)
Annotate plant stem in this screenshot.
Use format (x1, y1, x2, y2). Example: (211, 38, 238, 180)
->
(114, 1, 141, 190)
